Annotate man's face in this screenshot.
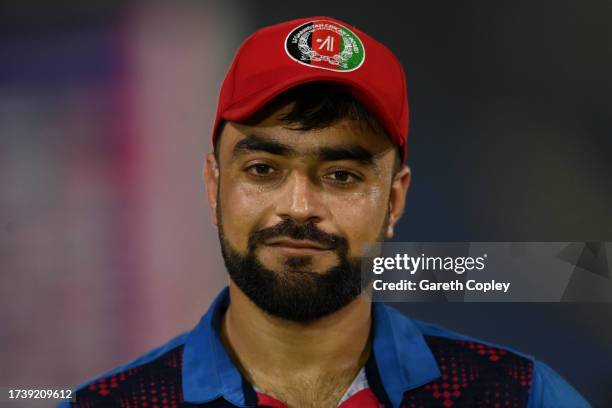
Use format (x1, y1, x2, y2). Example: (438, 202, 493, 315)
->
(205, 102, 410, 322)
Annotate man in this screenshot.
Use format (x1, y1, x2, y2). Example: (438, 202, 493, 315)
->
(63, 17, 590, 407)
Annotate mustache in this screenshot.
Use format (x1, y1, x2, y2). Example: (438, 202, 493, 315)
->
(248, 218, 346, 252)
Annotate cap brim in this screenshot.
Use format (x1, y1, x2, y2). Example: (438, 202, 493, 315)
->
(219, 73, 404, 156)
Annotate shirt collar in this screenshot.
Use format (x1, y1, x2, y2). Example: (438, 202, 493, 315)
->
(182, 287, 440, 408)
(182, 287, 248, 406)
(370, 301, 441, 407)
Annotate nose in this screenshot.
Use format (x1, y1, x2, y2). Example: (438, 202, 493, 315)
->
(276, 171, 325, 223)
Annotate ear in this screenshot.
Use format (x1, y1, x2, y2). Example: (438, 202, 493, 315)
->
(204, 152, 220, 226)
(386, 165, 411, 239)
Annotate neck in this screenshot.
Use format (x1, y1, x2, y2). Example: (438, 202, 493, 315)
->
(221, 281, 372, 382)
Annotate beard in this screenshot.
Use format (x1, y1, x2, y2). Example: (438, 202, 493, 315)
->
(216, 199, 389, 323)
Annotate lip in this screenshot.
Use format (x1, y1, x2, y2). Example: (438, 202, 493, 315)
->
(265, 239, 332, 254)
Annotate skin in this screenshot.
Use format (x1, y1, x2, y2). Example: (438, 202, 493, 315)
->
(203, 102, 411, 407)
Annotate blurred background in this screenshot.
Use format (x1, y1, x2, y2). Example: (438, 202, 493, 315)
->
(1, 0, 610, 406)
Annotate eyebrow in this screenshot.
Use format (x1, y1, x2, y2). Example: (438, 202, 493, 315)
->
(317, 145, 375, 166)
(232, 134, 376, 166)
(232, 134, 294, 156)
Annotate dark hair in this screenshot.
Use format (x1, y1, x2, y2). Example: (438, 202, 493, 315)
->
(214, 83, 402, 174)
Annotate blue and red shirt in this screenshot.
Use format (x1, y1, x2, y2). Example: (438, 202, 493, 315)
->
(61, 287, 590, 407)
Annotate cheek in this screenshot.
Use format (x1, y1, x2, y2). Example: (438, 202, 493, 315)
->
(326, 185, 389, 253)
(219, 180, 275, 250)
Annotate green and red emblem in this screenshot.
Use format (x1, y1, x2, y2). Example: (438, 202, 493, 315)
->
(285, 20, 366, 72)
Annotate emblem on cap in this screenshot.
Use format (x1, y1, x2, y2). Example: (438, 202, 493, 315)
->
(285, 20, 365, 72)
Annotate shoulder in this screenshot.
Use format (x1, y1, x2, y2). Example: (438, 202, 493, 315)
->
(413, 319, 590, 407)
(59, 332, 190, 408)
(413, 317, 535, 363)
(410, 317, 536, 406)
(383, 304, 534, 360)
(387, 307, 591, 408)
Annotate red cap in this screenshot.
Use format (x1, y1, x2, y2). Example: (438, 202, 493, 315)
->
(212, 16, 409, 161)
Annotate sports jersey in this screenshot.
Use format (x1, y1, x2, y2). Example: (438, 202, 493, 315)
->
(60, 287, 590, 407)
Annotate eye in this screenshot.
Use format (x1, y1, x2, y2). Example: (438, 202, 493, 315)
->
(245, 163, 277, 177)
(325, 170, 362, 184)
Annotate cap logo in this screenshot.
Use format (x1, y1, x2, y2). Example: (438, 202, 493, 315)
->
(285, 20, 365, 72)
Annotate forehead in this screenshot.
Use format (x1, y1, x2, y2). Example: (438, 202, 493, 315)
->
(217, 102, 396, 160)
